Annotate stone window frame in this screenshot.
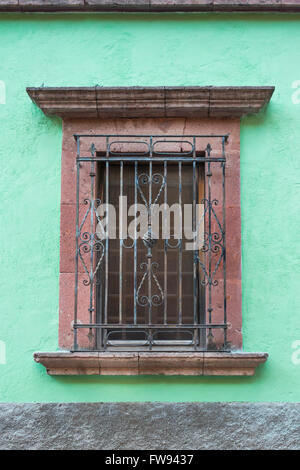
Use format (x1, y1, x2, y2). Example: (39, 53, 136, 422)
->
(28, 86, 273, 376)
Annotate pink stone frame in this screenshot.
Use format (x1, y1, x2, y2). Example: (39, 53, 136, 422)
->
(59, 117, 242, 351)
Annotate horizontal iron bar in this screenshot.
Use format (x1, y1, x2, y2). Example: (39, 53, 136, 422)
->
(71, 348, 232, 352)
(74, 134, 229, 139)
(78, 156, 226, 162)
(73, 323, 228, 329)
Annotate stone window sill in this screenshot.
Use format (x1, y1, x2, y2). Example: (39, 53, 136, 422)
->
(34, 352, 268, 376)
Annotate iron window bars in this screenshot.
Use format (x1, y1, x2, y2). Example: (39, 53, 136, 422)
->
(73, 134, 228, 352)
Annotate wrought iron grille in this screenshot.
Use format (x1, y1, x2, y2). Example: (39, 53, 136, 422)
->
(73, 134, 228, 351)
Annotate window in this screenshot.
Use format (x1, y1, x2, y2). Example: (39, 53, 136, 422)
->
(30, 85, 272, 375)
(74, 135, 227, 352)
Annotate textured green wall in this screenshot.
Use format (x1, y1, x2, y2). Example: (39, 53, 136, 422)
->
(0, 13, 299, 402)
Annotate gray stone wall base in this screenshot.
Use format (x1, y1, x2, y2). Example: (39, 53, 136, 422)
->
(0, 402, 299, 450)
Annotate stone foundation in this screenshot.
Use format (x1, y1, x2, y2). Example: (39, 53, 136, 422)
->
(0, 402, 299, 450)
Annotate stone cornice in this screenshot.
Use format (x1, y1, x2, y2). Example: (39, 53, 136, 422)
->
(1, 1, 300, 13)
(27, 86, 274, 119)
(34, 351, 268, 376)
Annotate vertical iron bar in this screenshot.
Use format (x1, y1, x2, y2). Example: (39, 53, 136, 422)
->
(134, 161, 138, 325)
(148, 140, 152, 325)
(73, 136, 80, 351)
(164, 160, 167, 325)
(222, 136, 227, 349)
(148, 136, 153, 350)
(198, 161, 205, 349)
(178, 161, 182, 325)
(207, 144, 213, 341)
(88, 144, 96, 347)
(119, 161, 123, 324)
(104, 137, 109, 349)
(192, 137, 198, 349)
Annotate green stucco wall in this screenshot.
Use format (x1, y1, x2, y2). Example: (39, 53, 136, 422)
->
(0, 13, 299, 402)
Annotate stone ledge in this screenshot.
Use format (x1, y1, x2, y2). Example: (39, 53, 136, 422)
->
(1, 1, 300, 13)
(27, 86, 274, 119)
(33, 351, 268, 376)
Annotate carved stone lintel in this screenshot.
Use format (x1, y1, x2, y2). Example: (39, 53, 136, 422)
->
(34, 351, 268, 376)
(27, 86, 274, 119)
